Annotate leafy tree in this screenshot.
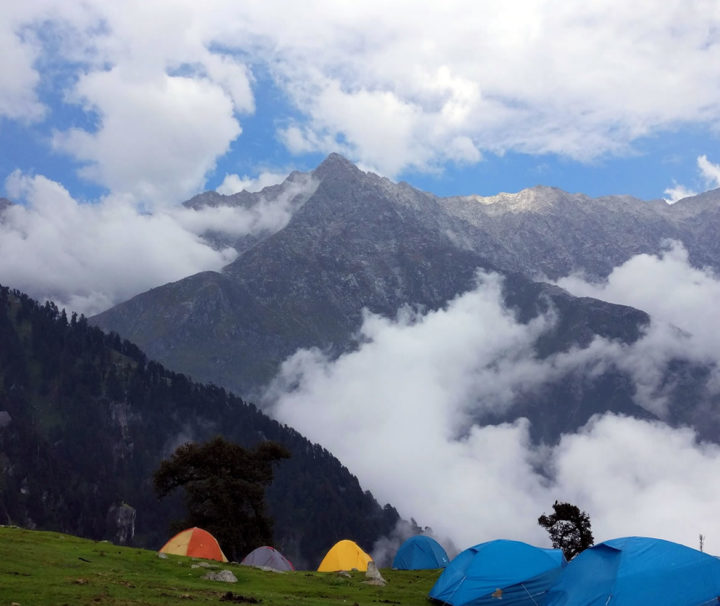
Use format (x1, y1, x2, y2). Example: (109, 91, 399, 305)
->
(153, 436, 290, 560)
(538, 500, 594, 560)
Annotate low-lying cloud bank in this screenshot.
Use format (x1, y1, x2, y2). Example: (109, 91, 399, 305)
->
(0, 170, 314, 315)
(175, 173, 317, 239)
(557, 241, 720, 364)
(266, 247, 720, 554)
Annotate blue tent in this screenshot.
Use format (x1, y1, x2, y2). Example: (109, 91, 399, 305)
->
(545, 536, 720, 606)
(393, 535, 450, 570)
(429, 539, 566, 605)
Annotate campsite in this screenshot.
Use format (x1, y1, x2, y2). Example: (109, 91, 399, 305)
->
(0, 526, 438, 606)
(4, 5, 720, 605)
(6, 524, 720, 606)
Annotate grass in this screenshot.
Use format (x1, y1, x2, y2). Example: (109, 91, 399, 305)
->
(0, 527, 441, 605)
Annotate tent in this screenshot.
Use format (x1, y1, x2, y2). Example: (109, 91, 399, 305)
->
(317, 539, 373, 572)
(545, 536, 720, 605)
(393, 535, 450, 570)
(158, 527, 228, 562)
(241, 546, 294, 571)
(429, 539, 566, 606)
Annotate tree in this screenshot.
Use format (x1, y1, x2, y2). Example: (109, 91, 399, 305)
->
(154, 436, 290, 560)
(538, 500, 594, 560)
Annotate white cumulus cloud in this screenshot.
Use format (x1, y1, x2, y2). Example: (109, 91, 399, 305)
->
(5, 1, 720, 192)
(698, 154, 720, 189)
(663, 182, 697, 204)
(0, 171, 239, 315)
(265, 260, 720, 553)
(664, 154, 720, 203)
(53, 69, 242, 207)
(245, 0, 720, 175)
(0, 169, 319, 315)
(0, 3, 53, 123)
(553, 414, 720, 550)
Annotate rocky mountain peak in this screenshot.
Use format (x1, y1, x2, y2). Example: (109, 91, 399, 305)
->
(464, 186, 575, 214)
(666, 187, 720, 217)
(312, 152, 364, 181)
(184, 190, 241, 210)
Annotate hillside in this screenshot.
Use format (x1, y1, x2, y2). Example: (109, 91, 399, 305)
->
(0, 526, 439, 605)
(0, 285, 399, 567)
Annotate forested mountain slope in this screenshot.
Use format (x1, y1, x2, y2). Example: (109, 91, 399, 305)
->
(0, 285, 398, 568)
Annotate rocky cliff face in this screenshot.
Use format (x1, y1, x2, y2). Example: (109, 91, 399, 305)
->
(439, 185, 720, 279)
(91, 154, 720, 443)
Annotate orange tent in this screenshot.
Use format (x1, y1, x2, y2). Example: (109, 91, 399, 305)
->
(159, 527, 228, 562)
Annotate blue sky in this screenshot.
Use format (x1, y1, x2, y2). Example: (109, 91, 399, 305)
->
(3, 1, 720, 313)
(3, 1, 720, 206)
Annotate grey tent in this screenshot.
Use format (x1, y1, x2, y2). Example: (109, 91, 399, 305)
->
(241, 546, 294, 571)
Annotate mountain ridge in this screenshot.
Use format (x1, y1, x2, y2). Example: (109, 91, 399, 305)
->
(96, 155, 659, 402)
(89, 154, 720, 447)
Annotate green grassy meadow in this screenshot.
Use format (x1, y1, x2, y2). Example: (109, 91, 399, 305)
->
(0, 527, 441, 605)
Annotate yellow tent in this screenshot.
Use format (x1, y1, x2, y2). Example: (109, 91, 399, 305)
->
(317, 539, 373, 572)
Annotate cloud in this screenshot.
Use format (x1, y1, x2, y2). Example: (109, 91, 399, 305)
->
(698, 155, 720, 189)
(263, 274, 559, 549)
(266, 272, 555, 428)
(4, 2, 255, 206)
(664, 154, 720, 203)
(0, 5, 46, 122)
(280, 82, 432, 176)
(216, 170, 289, 195)
(53, 68, 242, 207)
(663, 182, 696, 204)
(174, 172, 318, 237)
(556, 242, 720, 365)
(556, 242, 720, 413)
(553, 414, 720, 551)
(0, 171, 239, 315)
(265, 261, 720, 554)
(251, 1, 720, 175)
(0, 169, 320, 315)
(5, 2, 720, 192)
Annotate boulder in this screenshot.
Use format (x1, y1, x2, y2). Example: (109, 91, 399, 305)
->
(204, 570, 238, 583)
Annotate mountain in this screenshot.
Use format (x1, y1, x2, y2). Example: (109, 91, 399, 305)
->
(181, 156, 720, 281)
(0, 285, 399, 567)
(92, 154, 720, 442)
(441, 185, 720, 278)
